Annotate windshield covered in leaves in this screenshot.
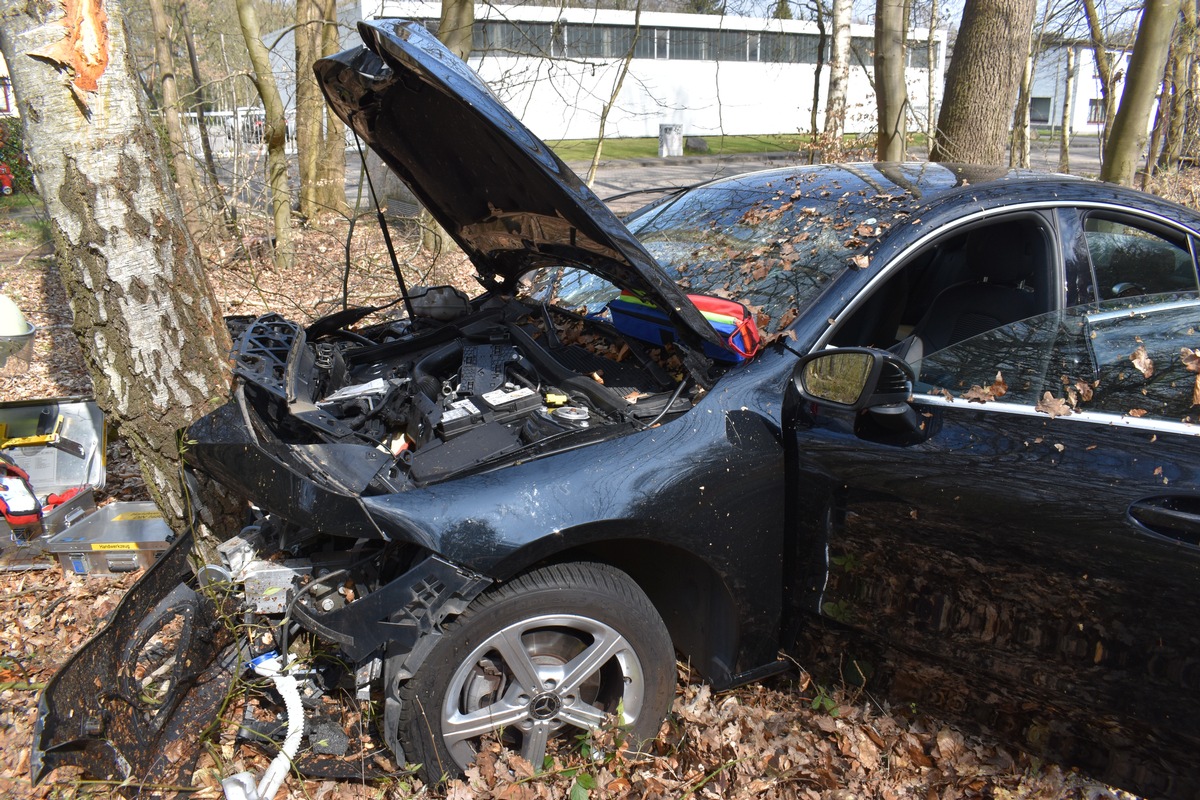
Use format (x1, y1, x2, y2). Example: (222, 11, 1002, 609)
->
(624, 167, 922, 333)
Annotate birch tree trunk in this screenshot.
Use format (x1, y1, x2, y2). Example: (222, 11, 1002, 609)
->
(929, 0, 1036, 165)
(236, 0, 294, 270)
(925, 0, 940, 150)
(296, 0, 322, 220)
(316, 0, 348, 217)
(148, 0, 212, 239)
(1009, 49, 1032, 168)
(822, 0, 852, 152)
(0, 0, 244, 565)
(1059, 46, 1076, 172)
(874, 0, 908, 161)
(1101, 0, 1180, 185)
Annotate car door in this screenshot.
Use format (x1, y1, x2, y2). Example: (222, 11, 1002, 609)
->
(792, 296, 1200, 797)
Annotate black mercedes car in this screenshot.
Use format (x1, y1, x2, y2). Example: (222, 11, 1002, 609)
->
(34, 18, 1200, 800)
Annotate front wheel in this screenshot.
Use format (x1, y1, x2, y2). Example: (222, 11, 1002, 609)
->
(396, 562, 674, 778)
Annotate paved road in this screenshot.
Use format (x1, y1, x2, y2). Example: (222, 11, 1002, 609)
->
(214, 134, 1107, 220)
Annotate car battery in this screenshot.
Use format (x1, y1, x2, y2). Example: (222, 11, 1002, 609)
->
(0, 397, 106, 543)
(46, 502, 174, 577)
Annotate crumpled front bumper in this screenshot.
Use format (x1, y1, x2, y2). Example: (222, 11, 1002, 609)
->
(32, 531, 238, 791)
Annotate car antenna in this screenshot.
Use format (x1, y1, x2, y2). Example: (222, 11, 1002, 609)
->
(354, 132, 416, 321)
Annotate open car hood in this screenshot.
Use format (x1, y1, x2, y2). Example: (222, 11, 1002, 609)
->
(314, 19, 730, 356)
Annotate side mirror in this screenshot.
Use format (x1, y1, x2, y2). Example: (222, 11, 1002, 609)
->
(793, 348, 914, 411)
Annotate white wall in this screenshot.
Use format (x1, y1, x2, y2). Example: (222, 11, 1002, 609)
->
(362, 1, 945, 141)
(1029, 43, 1139, 135)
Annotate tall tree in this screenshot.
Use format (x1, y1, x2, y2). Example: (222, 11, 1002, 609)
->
(822, 0, 852, 155)
(148, 0, 212, 238)
(808, 0, 826, 150)
(419, 0, 474, 254)
(925, 0, 941, 150)
(1082, 0, 1117, 152)
(0, 0, 243, 563)
(315, 0, 348, 217)
(1156, 0, 1197, 169)
(439, 0, 474, 60)
(296, 0, 326, 219)
(236, 0, 295, 270)
(1101, 0, 1180, 185)
(1058, 45, 1076, 172)
(874, 0, 908, 161)
(930, 0, 1037, 165)
(179, 0, 235, 233)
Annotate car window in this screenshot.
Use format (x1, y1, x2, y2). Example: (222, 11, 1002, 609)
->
(917, 293, 1200, 423)
(1083, 215, 1197, 299)
(830, 215, 1058, 354)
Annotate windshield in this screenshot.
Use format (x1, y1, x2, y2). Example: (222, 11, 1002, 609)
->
(624, 169, 898, 333)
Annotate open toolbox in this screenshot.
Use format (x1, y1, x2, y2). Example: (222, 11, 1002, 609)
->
(1, 397, 106, 546)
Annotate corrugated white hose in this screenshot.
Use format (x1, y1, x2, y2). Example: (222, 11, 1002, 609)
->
(222, 654, 306, 800)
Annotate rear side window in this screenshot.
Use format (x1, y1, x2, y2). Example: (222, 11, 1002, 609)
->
(1084, 215, 1198, 300)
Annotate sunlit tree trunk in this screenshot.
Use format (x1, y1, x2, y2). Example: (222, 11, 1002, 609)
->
(148, 0, 211, 239)
(925, 0, 940, 150)
(0, 0, 243, 566)
(874, 0, 908, 161)
(316, 0, 348, 217)
(236, 0, 294, 270)
(1101, 0, 1180, 185)
(296, 0, 322, 219)
(439, 0, 474, 60)
(930, 0, 1036, 165)
(1059, 45, 1076, 172)
(1082, 0, 1117, 152)
(1010, 47, 1033, 168)
(1158, 0, 1197, 169)
(822, 0, 851, 154)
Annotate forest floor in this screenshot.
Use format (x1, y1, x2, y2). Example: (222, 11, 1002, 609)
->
(3, 165, 1198, 799)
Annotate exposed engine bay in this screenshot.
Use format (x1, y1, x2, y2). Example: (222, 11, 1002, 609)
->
(230, 286, 699, 489)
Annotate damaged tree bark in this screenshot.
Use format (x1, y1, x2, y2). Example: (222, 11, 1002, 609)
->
(0, 0, 244, 565)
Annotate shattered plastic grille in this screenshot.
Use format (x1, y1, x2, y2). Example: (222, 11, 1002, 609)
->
(231, 314, 301, 398)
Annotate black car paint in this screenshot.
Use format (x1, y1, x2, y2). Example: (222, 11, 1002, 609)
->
(30, 16, 1200, 799)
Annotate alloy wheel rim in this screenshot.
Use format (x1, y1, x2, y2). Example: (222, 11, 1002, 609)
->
(440, 613, 647, 770)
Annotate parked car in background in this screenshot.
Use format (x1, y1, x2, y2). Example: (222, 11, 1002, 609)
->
(33, 19, 1200, 800)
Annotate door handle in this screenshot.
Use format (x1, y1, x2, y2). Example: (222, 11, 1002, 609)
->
(1128, 497, 1200, 548)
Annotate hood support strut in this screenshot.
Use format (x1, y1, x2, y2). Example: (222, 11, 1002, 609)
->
(355, 133, 416, 321)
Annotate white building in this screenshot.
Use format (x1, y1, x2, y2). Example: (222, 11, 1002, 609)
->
(1028, 41, 1137, 136)
(359, 1, 946, 141)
